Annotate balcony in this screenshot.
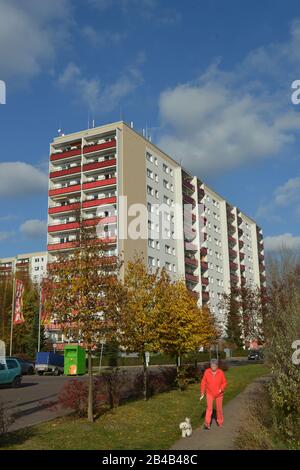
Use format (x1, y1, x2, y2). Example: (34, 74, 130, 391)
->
(200, 216, 207, 226)
(230, 274, 239, 284)
(240, 265, 246, 272)
(49, 184, 81, 197)
(185, 273, 199, 283)
(82, 177, 116, 191)
(48, 221, 80, 233)
(82, 196, 117, 209)
(198, 188, 205, 200)
(202, 291, 209, 302)
(185, 257, 198, 267)
(200, 247, 207, 256)
(201, 261, 208, 271)
(84, 215, 117, 227)
(50, 148, 81, 162)
(239, 240, 244, 249)
(237, 216, 243, 226)
(48, 241, 79, 251)
(183, 194, 195, 206)
(50, 166, 82, 179)
(48, 202, 81, 215)
(182, 179, 194, 192)
(230, 261, 238, 271)
(259, 253, 265, 262)
(238, 228, 243, 237)
(227, 213, 235, 223)
(202, 277, 209, 286)
(83, 139, 116, 155)
(83, 158, 117, 172)
(229, 248, 237, 259)
(192, 214, 197, 223)
(239, 252, 245, 261)
(228, 235, 236, 245)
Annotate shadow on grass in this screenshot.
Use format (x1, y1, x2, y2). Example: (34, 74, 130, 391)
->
(0, 427, 36, 448)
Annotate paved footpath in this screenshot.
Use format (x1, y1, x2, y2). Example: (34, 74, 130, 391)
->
(171, 375, 268, 450)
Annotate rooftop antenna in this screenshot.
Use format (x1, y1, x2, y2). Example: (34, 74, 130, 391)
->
(92, 119, 95, 128)
(142, 128, 145, 137)
(130, 121, 134, 129)
(58, 128, 64, 137)
(87, 112, 90, 129)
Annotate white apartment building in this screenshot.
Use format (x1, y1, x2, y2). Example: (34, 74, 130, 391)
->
(0, 252, 48, 284)
(46, 121, 265, 337)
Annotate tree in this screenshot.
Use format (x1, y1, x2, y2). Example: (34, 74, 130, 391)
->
(219, 285, 265, 348)
(44, 221, 123, 422)
(117, 255, 161, 400)
(156, 279, 218, 371)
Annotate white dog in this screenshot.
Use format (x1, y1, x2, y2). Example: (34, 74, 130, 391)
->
(179, 417, 192, 438)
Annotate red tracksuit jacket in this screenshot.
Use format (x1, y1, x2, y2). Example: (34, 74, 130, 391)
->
(200, 368, 227, 398)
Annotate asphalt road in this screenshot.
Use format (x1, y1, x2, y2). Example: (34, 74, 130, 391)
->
(0, 357, 251, 432)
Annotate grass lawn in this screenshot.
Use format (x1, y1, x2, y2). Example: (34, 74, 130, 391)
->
(2, 364, 268, 450)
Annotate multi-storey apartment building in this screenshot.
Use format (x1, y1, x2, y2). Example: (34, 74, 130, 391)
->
(0, 252, 48, 284)
(47, 121, 265, 338)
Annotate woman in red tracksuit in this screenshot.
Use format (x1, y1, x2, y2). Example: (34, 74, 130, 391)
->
(200, 358, 227, 429)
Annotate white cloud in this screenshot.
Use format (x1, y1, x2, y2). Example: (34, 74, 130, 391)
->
(157, 20, 300, 176)
(0, 162, 48, 197)
(20, 219, 47, 240)
(58, 53, 145, 112)
(274, 177, 300, 206)
(0, 0, 72, 81)
(264, 233, 300, 251)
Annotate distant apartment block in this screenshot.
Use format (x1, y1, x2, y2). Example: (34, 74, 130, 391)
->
(0, 252, 48, 284)
(47, 121, 265, 337)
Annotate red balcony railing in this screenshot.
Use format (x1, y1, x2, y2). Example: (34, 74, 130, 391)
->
(239, 252, 245, 260)
(84, 215, 117, 227)
(185, 257, 198, 267)
(202, 277, 209, 286)
(83, 140, 116, 154)
(230, 274, 239, 284)
(198, 188, 205, 200)
(50, 166, 82, 179)
(50, 148, 81, 162)
(182, 179, 194, 192)
(185, 273, 199, 283)
(82, 177, 116, 191)
(82, 196, 117, 209)
(82, 159, 117, 172)
(201, 261, 208, 271)
(239, 240, 244, 248)
(237, 216, 243, 226)
(229, 248, 237, 258)
(200, 247, 207, 256)
(230, 261, 238, 271)
(240, 264, 245, 272)
(48, 241, 79, 251)
(48, 202, 81, 215)
(48, 221, 80, 233)
(49, 184, 81, 197)
(228, 235, 236, 245)
(183, 194, 195, 206)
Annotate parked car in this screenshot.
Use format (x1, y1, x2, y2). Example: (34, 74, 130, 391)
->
(0, 358, 22, 387)
(35, 352, 64, 376)
(248, 349, 264, 361)
(9, 357, 34, 375)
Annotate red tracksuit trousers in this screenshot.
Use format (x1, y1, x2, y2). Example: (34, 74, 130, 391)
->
(205, 394, 224, 426)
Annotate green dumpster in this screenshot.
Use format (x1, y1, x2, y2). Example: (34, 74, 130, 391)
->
(64, 345, 86, 375)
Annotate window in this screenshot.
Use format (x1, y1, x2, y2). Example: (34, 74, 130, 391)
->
(170, 168, 173, 177)
(173, 264, 176, 273)
(163, 163, 169, 174)
(157, 259, 160, 267)
(146, 152, 153, 162)
(147, 185, 153, 196)
(148, 257, 155, 267)
(163, 179, 169, 189)
(147, 169, 153, 179)
(154, 157, 158, 166)
(6, 359, 18, 369)
(156, 241, 160, 250)
(155, 190, 159, 199)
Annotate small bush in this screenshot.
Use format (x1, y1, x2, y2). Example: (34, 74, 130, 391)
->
(57, 380, 90, 417)
(96, 368, 127, 408)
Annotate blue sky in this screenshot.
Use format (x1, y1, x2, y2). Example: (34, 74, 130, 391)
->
(1, 0, 300, 257)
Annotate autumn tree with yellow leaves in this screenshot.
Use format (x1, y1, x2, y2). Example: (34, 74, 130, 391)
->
(156, 279, 218, 370)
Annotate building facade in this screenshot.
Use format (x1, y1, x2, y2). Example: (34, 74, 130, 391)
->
(0, 252, 48, 284)
(47, 121, 266, 338)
